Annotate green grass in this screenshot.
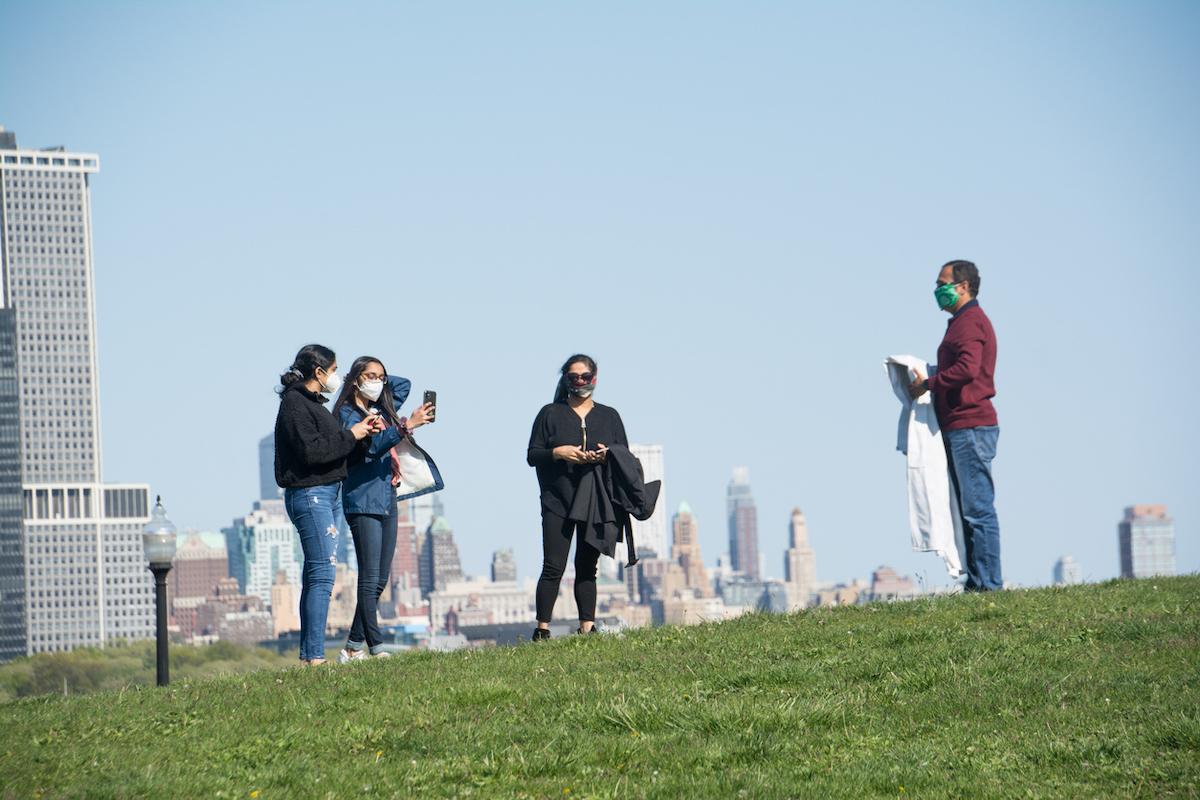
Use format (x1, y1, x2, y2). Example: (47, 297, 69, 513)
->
(1, 576, 1197, 799)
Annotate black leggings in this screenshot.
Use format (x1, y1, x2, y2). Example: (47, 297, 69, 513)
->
(536, 510, 601, 623)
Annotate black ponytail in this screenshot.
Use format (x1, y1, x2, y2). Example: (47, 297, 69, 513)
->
(553, 353, 598, 403)
(279, 344, 336, 394)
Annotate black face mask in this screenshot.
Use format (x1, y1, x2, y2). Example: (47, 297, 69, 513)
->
(565, 373, 595, 399)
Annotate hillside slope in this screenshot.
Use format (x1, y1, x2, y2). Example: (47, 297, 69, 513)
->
(2, 576, 1197, 799)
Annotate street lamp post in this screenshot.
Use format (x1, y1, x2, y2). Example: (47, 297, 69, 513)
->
(142, 496, 177, 687)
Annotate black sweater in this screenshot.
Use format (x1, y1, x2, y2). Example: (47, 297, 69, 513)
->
(274, 385, 369, 489)
(527, 401, 629, 517)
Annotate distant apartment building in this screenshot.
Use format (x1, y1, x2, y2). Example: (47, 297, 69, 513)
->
(327, 563, 359, 632)
(783, 507, 817, 610)
(173, 577, 271, 645)
(629, 444, 666, 558)
(670, 501, 710, 597)
(815, 578, 870, 607)
(629, 555, 688, 607)
(727, 468, 760, 580)
(1053, 556, 1082, 585)
(427, 576, 535, 628)
(1, 128, 158, 659)
(269, 569, 299, 637)
(718, 575, 787, 613)
(1119, 505, 1176, 579)
(168, 530, 228, 613)
(491, 548, 517, 583)
(223, 499, 301, 607)
(418, 516, 462, 595)
(867, 566, 919, 602)
(659, 591, 730, 626)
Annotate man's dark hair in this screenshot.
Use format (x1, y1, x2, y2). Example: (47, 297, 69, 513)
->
(944, 260, 980, 297)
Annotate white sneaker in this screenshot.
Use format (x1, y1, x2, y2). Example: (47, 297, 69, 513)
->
(337, 648, 367, 664)
(373, 650, 392, 659)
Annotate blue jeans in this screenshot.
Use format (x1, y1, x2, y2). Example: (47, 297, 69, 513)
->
(345, 491, 398, 654)
(285, 484, 341, 660)
(945, 426, 1001, 591)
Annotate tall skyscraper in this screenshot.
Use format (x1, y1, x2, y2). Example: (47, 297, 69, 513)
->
(390, 497, 420, 594)
(1119, 505, 1176, 579)
(418, 516, 462, 595)
(0, 305, 23, 659)
(727, 468, 759, 580)
(1, 129, 155, 659)
(410, 492, 444, 542)
(629, 444, 666, 558)
(670, 501, 710, 596)
(1052, 556, 1082, 585)
(258, 433, 278, 500)
(783, 507, 817, 609)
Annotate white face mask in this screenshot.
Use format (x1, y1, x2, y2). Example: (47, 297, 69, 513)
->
(319, 370, 342, 395)
(358, 379, 384, 402)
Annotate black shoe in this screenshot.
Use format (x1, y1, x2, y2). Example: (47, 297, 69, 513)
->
(575, 626, 599, 635)
(532, 627, 551, 641)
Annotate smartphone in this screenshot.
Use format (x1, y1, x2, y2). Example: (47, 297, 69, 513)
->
(423, 390, 436, 422)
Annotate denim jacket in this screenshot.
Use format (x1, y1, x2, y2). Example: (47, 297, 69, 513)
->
(338, 375, 412, 515)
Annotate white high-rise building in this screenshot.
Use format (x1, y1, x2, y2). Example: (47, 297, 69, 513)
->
(628, 444, 665, 559)
(783, 508, 817, 610)
(0, 128, 155, 658)
(1053, 556, 1082, 586)
(223, 499, 301, 608)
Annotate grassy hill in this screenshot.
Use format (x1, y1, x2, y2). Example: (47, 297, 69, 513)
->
(1, 576, 1197, 799)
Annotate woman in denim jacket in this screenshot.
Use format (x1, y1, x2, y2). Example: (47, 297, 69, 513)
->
(331, 356, 433, 662)
(275, 344, 380, 666)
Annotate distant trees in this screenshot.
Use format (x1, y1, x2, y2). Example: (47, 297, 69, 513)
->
(0, 640, 294, 702)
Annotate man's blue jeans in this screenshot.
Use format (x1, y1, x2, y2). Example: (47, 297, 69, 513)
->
(345, 491, 398, 655)
(945, 426, 1001, 591)
(285, 483, 341, 661)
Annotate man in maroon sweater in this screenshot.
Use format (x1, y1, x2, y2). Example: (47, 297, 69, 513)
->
(909, 260, 1001, 591)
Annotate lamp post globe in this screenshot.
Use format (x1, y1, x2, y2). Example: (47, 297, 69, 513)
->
(142, 496, 177, 686)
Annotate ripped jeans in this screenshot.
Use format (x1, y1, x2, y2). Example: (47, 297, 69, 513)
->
(285, 483, 342, 661)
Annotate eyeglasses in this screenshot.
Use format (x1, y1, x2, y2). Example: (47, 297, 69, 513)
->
(567, 372, 595, 385)
(936, 279, 965, 287)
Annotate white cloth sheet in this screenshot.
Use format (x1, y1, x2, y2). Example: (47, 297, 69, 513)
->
(393, 437, 445, 501)
(884, 355, 965, 578)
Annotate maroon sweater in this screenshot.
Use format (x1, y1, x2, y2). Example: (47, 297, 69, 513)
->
(927, 300, 998, 431)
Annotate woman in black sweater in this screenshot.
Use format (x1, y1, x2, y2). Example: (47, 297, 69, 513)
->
(275, 344, 379, 665)
(526, 354, 628, 640)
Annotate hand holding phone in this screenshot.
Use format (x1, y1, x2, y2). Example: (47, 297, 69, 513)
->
(423, 390, 437, 423)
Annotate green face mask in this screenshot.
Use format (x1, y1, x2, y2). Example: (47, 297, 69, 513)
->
(934, 283, 959, 310)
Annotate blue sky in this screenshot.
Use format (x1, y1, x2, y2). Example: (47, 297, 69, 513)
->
(3, 1, 1197, 589)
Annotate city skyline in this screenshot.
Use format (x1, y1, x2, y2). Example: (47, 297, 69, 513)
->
(2, 3, 1195, 593)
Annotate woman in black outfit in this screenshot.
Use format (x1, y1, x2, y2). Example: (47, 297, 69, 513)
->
(526, 354, 628, 639)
